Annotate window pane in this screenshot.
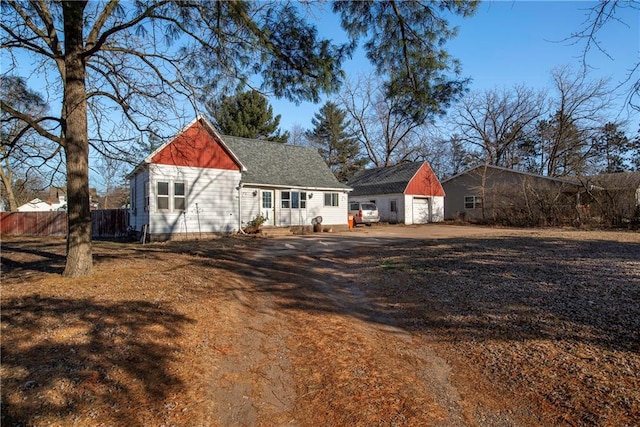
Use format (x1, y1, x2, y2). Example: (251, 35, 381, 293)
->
(158, 182, 169, 195)
(157, 197, 169, 210)
(262, 192, 272, 208)
(281, 191, 290, 200)
(325, 193, 331, 206)
(174, 182, 185, 196)
(174, 197, 185, 210)
(282, 200, 290, 208)
(292, 192, 299, 209)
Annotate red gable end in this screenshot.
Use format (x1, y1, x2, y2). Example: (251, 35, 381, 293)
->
(405, 163, 445, 197)
(151, 120, 240, 171)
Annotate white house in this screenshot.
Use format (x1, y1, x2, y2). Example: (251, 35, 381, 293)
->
(17, 192, 67, 212)
(346, 162, 445, 224)
(127, 116, 351, 240)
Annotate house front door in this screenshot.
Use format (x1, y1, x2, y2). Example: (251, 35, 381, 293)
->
(260, 190, 275, 226)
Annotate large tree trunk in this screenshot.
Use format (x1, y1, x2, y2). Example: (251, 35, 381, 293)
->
(62, 1, 93, 277)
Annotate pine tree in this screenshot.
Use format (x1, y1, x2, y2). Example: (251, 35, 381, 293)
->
(207, 90, 289, 142)
(307, 102, 367, 182)
(592, 122, 636, 173)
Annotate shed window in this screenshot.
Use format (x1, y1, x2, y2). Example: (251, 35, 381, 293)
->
(464, 196, 482, 209)
(390, 200, 398, 212)
(324, 192, 339, 207)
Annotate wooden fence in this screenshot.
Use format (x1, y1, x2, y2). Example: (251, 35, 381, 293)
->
(1, 209, 129, 239)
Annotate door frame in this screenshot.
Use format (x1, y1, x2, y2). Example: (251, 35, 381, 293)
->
(260, 189, 275, 226)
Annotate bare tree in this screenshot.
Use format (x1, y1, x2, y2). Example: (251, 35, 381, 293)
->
(93, 155, 126, 210)
(451, 85, 547, 168)
(1, 76, 62, 211)
(541, 66, 614, 176)
(339, 74, 429, 167)
(567, 0, 640, 112)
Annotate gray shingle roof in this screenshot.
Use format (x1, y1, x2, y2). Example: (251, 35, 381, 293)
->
(346, 162, 422, 196)
(222, 135, 350, 190)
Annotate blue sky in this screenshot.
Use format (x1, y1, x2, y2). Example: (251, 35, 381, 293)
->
(271, 0, 639, 132)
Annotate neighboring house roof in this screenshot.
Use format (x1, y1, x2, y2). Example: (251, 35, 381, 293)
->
(223, 135, 350, 190)
(442, 164, 582, 187)
(347, 162, 444, 197)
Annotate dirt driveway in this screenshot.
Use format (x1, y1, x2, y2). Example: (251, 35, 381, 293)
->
(2, 225, 639, 426)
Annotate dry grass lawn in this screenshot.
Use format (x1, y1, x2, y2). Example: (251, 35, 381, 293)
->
(1, 226, 639, 426)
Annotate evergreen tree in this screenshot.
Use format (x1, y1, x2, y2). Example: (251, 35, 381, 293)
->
(591, 122, 637, 173)
(207, 90, 289, 143)
(307, 102, 367, 182)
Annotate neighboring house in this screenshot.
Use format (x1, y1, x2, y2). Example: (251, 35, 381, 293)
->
(17, 197, 66, 212)
(127, 116, 351, 240)
(346, 161, 445, 224)
(17, 187, 68, 212)
(441, 165, 582, 223)
(15, 186, 100, 212)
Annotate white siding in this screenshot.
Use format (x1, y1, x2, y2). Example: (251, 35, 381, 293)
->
(349, 193, 444, 224)
(349, 194, 404, 224)
(307, 190, 349, 226)
(264, 189, 349, 227)
(129, 169, 149, 231)
(431, 196, 445, 222)
(147, 164, 242, 234)
(350, 194, 405, 223)
(239, 187, 260, 227)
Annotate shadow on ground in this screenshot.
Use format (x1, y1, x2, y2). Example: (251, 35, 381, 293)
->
(163, 234, 640, 354)
(1, 295, 193, 426)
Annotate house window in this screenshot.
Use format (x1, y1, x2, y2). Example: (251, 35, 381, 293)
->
(157, 182, 169, 210)
(464, 196, 482, 209)
(281, 191, 290, 208)
(390, 200, 398, 212)
(156, 181, 186, 211)
(283, 191, 307, 209)
(324, 192, 339, 207)
(174, 182, 186, 211)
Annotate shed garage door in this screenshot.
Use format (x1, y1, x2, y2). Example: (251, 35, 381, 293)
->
(412, 197, 432, 224)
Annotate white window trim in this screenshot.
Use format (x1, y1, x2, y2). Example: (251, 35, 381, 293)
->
(324, 192, 340, 207)
(156, 180, 187, 212)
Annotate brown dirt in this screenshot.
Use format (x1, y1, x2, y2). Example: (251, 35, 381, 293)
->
(1, 225, 639, 426)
